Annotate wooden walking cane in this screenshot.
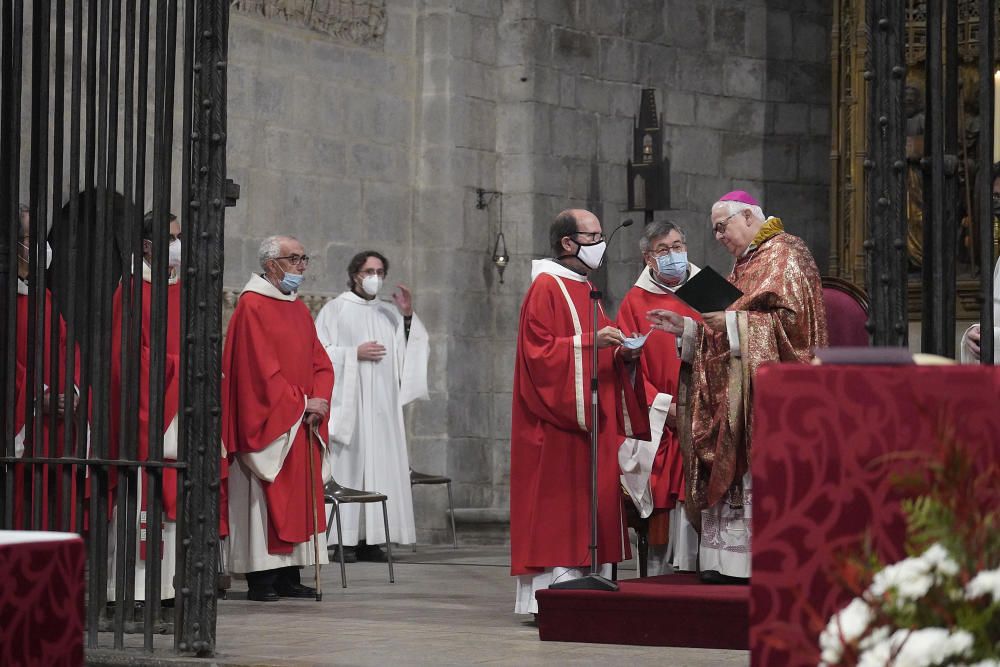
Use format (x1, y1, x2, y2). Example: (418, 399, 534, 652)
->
(306, 425, 323, 601)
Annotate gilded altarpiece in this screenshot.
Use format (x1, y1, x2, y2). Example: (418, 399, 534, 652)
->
(831, 0, 1000, 319)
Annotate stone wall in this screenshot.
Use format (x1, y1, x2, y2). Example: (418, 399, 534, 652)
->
(220, 0, 833, 544)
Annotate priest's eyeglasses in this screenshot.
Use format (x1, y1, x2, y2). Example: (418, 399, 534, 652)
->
(712, 212, 740, 236)
(651, 242, 687, 256)
(572, 231, 606, 243)
(359, 268, 387, 277)
(274, 254, 310, 266)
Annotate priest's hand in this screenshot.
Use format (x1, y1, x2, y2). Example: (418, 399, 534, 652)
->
(42, 391, 71, 416)
(965, 324, 982, 361)
(596, 326, 625, 349)
(304, 398, 330, 426)
(358, 341, 387, 362)
(646, 309, 683, 335)
(393, 284, 414, 317)
(702, 311, 727, 333)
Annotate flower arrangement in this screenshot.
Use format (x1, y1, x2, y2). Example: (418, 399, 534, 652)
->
(818, 432, 1000, 667)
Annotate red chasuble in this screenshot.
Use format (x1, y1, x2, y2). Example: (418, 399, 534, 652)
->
(509, 260, 649, 577)
(616, 269, 702, 511)
(222, 280, 334, 555)
(108, 277, 182, 559)
(15, 287, 79, 530)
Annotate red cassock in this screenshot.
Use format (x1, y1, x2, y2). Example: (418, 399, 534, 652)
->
(222, 290, 334, 555)
(616, 275, 702, 510)
(15, 289, 80, 530)
(509, 263, 649, 576)
(108, 279, 181, 551)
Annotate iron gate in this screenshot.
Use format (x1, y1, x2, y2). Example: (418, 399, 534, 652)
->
(0, 0, 230, 656)
(864, 0, 996, 360)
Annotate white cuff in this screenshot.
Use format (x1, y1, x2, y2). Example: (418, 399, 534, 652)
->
(725, 311, 741, 358)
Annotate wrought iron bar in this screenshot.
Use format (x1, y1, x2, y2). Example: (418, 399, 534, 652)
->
(921, 0, 953, 355)
(176, 0, 228, 654)
(979, 0, 996, 365)
(865, 0, 909, 346)
(27, 0, 52, 532)
(67, 0, 84, 536)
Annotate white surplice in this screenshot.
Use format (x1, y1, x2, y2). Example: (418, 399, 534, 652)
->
(226, 275, 330, 574)
(314, 291, 429, 546)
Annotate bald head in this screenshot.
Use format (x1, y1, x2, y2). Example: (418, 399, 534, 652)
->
(549, 208, 601, 256)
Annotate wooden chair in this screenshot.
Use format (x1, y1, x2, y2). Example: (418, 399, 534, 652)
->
(821, 276, 871, 346)
(324, 480, 395, 588)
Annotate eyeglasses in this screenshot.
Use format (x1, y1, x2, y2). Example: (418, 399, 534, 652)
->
(651, 242, 686, 256)
(359, 268, 386, 277)
(712, 212, 741, 236)
(572, 231, 606, 243)
(274, 254, 310, 266)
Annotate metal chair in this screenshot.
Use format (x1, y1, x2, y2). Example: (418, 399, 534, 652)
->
(324, 480, 395, 589)
(409, 468, 458, 551)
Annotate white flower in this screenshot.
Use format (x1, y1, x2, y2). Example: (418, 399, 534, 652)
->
(920, 543, 960, 577)
(956, 661, 1000, 667)
(819, 597, 874, 664)
(858, 625, 889, 652)
(857, 628, 974, 667)
(867, 543, 959, 603)
(965, 568, 1000, 602)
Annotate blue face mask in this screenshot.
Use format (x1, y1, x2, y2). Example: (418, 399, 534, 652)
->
(655, 251, 688, 284)
(279, 270, 304, 293)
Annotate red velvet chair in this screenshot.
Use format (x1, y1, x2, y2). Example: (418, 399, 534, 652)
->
(821, 276, 870, 346)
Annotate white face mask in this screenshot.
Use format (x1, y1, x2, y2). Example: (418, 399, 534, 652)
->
(19, 241, 52, 269)
(168, 239, 182, 269)
(361, 274, 382, 296)
(575, 240, 607, 270)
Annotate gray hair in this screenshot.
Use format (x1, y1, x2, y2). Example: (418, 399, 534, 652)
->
(715, 199, 766, 222)
(258, 236, 286, 269)
(638, 220, 685, 253)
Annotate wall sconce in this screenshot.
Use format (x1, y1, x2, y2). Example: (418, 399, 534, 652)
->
(476, 188, 507, 284)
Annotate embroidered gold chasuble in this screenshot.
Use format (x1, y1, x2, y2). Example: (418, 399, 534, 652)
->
(676, 219, 827, 528)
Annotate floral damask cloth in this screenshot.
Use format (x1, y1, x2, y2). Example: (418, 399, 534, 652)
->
(749, 364, 1000, 667)
(0, 531, 84, 666)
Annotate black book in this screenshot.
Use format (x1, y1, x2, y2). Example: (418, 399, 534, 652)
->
(673, 266, 744, 313)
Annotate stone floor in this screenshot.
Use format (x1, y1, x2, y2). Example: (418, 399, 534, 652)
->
(88, 545, 749, 666)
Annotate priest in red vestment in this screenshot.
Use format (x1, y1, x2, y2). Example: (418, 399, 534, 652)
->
(648, 191, 827, 584)
(223, 235, 333, 602)
(616, 220, 702, 576)
(107, 211, 183, 605)
(510, 209, 650, 615)
(13, 204, 80, 531)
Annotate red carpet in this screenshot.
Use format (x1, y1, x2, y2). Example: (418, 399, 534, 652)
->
(535, 573, 748, 649)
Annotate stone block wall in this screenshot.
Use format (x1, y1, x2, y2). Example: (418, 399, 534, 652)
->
(220, 0, 833, 544)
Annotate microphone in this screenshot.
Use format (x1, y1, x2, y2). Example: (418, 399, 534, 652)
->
(598, 218, 634, 268)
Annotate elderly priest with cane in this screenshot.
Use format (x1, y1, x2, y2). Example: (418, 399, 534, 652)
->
(223, 236, 333, 602)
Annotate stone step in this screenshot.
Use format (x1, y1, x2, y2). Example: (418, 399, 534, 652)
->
(449, 507, 510, 546)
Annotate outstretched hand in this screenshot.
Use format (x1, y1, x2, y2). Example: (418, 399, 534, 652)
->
(646, 309, 684, 335)
(596, 326, 625, 349)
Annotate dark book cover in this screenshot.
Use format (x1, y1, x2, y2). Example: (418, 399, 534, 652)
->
(673, 266, 744, 313)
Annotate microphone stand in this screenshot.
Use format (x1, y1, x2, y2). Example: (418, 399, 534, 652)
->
(550, 219, 632, 592)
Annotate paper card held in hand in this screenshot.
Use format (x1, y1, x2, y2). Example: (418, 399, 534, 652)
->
(673, 265, 744, 313)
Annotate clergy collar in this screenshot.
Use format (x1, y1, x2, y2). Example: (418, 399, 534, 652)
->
(343, 290, 379, 305)
(634, 263, 701, 294)
(142, 260, 180, 285)
(531, 258, 589, 283)
(240, 273, 297, 302)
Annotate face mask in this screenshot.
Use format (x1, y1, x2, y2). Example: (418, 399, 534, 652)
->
(279, 270, 304, 293)
(168, 239, 182, 269)
(361, 274, 382, 296)
(19, 242, 53, 269)
(575, 240, 607, 270)
(655, 251, 688, 284)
